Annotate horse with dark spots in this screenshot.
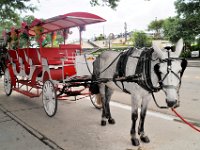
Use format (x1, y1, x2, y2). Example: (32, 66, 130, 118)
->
(93, 39, 187, 146)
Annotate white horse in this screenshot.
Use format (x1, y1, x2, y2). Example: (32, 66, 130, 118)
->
(92, 39, 187, 146)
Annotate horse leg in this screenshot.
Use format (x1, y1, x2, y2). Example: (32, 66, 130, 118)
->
(138, 95, 150, 143)
(105, 85, 115, 124)
(130, 94, 140, 146)
(100, 85, 114, 126)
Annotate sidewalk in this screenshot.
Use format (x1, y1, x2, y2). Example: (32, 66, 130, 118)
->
(0, 106, 51, 150)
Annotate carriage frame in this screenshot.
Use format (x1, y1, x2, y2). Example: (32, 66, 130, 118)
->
(3, 12, 105, 116)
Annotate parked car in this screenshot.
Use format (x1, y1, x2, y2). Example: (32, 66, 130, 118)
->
(191, 51, 199, 58)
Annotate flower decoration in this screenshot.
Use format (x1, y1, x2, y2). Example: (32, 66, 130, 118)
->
(20, 22, 29, 40)
(52, 32, 57, 42)
(31, 18, 45, 45)
(10, 27, 18, 41)
(9, 27, 19, 49)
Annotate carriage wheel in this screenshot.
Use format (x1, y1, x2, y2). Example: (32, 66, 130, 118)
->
(90, 93, 102, 109)
(4, 68, 12, 96)
(42, 80, 57, 117)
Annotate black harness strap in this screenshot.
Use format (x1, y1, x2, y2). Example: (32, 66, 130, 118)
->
(135, 48, 161, 92)
(113, 48, 135, 93)
(116, 48, 135, 77)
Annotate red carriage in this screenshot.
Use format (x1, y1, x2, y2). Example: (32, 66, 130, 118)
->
(3, 12, 105, 116)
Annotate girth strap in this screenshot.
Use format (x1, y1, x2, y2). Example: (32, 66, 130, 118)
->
(116, 48, 135, 77)
(114, 48, 135, 93)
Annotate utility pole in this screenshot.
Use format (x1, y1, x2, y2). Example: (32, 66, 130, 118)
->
(124, 22, 127, 43)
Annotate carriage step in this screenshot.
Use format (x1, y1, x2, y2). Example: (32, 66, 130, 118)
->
(13, 88, 40, 98)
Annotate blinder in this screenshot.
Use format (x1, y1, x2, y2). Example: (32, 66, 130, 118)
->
(154, 63, 162, 86)
(154, 58, 187, 89)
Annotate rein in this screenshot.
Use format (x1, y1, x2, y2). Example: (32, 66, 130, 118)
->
(171, 108, 200, 133)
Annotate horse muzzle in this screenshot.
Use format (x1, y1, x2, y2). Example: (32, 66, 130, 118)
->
(166, 99, 179, 108)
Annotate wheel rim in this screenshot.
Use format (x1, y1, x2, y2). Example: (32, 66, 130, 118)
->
(42, 80, 57, 117)
(4, 69, 12, 95)
(90, 94, 102, 109)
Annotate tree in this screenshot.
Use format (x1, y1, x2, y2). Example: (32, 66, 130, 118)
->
(0, 0, 37, 33)
(22, 15, 35, 26)
(90, 0, 120, 9)
(162, 17, 181, 43)
(148, 19, 164, 39)
(174, 0, 200, 44)
(131, 31, 152, 48)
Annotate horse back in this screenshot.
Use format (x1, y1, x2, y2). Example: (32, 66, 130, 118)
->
(93, 51, 120, 78)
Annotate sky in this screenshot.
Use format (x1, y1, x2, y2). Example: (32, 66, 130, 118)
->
(25, 0, 177, 41)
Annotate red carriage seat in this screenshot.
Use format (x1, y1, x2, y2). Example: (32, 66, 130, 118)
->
(24, 48, 42, 84)
(59, 44, 81, 62)
(7, 50, 20, 73)
(39, 47, 64, 65)
(39, 46, 78, 80)
(25, 48, 42, 66)
(17, 48, 30, 75)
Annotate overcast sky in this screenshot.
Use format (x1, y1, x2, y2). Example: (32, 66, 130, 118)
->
(26, 0, 177, 40)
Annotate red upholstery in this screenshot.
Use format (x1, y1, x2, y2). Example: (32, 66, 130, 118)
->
(59, 44, 81, 49)
(8, 50, 20, 73)
(59, 44, 81, 61)
(40, 46, 78, 80)
(24, 48, 43, 82)
(8, 50, 18, 61)
(17, 49, 30, 75)
(39, 47, 64, 65)
(24, 48, 41, 65)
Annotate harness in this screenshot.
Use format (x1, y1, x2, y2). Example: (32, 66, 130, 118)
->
(135, 48, 161, 92)
(92, 47, 187, 107)
(114, 48, 160, 93)
(115, 48, 135, 77)
(113, 48, 136, 93)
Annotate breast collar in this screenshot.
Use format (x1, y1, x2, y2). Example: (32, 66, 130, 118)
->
(114, 48, 161, 93)
(135, 48, 161, 92)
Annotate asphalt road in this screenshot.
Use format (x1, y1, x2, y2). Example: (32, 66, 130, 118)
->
(0, 66, 200, 150)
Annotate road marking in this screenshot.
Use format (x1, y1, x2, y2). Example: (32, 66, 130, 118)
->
(110, 101, 175, 121)
(195, 76, 200, 79)
(183, 75, 200, 79)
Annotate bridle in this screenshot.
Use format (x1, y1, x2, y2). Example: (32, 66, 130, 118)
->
(155, 48, 187, 91)
(153, 48, 187, 109)
(157, 59, 182, 91)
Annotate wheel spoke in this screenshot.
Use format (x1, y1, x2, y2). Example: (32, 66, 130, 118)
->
(4, 69, 12, 96)
(42, 80, 57, 117)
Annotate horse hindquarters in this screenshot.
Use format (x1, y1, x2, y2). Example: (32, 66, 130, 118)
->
(100, 85, 115, 126)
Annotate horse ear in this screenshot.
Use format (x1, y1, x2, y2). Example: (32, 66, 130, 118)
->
(152, 41, 164, 59)
(174, 38, 184, 57)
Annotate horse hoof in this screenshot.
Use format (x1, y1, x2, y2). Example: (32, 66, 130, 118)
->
(108, 118, 115, 124)
(101, 120, 106, 126)
(131, 138, 140, 146)
(140, 135, 150, 143)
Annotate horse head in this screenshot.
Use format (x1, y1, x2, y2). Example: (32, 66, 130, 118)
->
(153, 39, 187, 108)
